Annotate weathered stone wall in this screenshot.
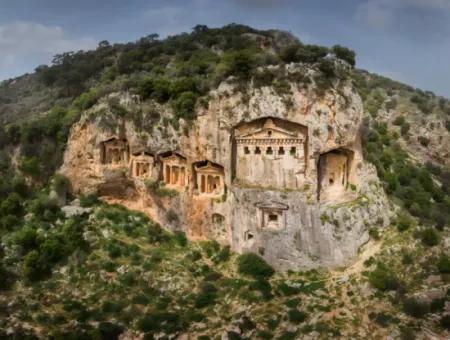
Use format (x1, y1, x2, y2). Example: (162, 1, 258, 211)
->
(61, 69, 392, 269)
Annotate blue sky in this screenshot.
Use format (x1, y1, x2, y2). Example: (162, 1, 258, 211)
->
(0, 0, 449, 97)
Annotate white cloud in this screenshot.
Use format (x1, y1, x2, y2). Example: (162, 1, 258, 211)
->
(0, 21, 96, 77)
(356, 0, 450, 30)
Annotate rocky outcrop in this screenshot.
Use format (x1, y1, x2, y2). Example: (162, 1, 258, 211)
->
(61, 67, 392, 269)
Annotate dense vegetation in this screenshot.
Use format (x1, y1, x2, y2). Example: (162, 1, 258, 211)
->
(0, 24, 356, 190)
(361, 118, 450, 228)
(0, 24, 449, 338)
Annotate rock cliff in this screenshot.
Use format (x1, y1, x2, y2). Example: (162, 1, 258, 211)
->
(61, 65, 392, 269)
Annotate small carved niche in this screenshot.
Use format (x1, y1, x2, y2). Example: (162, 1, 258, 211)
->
(256, 201, 289, 231)
(244, 230, 255, 247)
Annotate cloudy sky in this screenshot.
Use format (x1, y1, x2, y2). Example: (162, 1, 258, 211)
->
(0, 0, 449, 97)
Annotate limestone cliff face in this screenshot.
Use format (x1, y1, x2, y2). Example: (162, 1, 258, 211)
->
(61, 69, 392, 269)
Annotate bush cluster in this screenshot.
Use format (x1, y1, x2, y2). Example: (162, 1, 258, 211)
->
(237, 253, 275, 279)
(362, 119, 450, 227)
(368, 264, 401, 291)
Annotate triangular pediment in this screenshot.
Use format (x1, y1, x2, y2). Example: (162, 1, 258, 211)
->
(160, 152, 186, 162)
(239, 127, 297, 139)
(196, 162, 223, 173)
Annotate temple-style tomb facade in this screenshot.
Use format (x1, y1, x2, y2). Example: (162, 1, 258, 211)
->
(101, 138, 130, 165)
(131, 151, 154, 179)
(194, 161, 225, 196)
(161, 153, 187, 188)
(234, 118, 307, 189)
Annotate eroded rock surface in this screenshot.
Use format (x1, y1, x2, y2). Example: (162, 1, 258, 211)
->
(61, 73, 392, 269)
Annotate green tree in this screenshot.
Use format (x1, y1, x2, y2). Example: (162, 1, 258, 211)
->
(237, 253, 274, 279)
(332, 45, 356, 67)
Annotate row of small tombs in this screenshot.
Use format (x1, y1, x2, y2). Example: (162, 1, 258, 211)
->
(99, 120, 354, 198)
(100, 139, 225, 196)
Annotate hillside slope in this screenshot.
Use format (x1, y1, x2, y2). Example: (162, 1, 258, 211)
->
(0, 24, 449, 338)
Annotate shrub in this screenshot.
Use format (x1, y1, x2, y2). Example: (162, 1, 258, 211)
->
(23, 250, 50, 281)
(237, 253, 274, 279)
(151, 78, 172, 103)
(80, 193, 99, 207)
(369, 227, 380, 240)
(194, 282, 218, 308)
(0, 262, 14, 290)
(249, 278, 273, 300)
(0, 215, 21, 232)
(403, 298, 429, 318)
(106, 240, 123, 258)
(393, 116, 406, 126)
(400, 123, 410, 136)
(14, 225, 39, 254)
(318, 59, 335, 78)
(173, 231, 187, 247)
(280, 44, 300, 63)
(418, 136, 430, 147)
(288, 309, 307, 323)
(368, 265, 400, 291)
(73, 88, 100, 110)
(441, 315, 450, 330)
(0, 193, 24, 217)
(20, 157, 41, 177)
(201, 240, 220, 258)
(147, 222, 167, 243)
(97, 321, 124, 340)
(39, 237, 65, 264)
(396, 212, 414, 232)
(297, 44, 328, 63)
(222, 50, 254, 80)
(186, 250, 202, 262)
(437, 254, 450, 274)
(137, 78, 155, 100)
(284, 298, 301, 308)
(331, 45, 356, 67)
(146, 180, 177, 197)
(420, 228, 440, 247)
(278, 282, 302, 296)
(171, 91, 197, 121)
(51, 173, 70, 195)
(212, 245, 230, 264)
(385, 99, 397, 110)
(137, 311, 185, 334)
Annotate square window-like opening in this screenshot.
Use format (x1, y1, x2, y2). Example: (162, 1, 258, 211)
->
(255, 147, 261, 154)
(268, 214, 278, 222)
(266, 147, 273, 155)
(290, 147, 296, 156)
(278, 147, 285, 155)
(244, 146, 250, 154)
